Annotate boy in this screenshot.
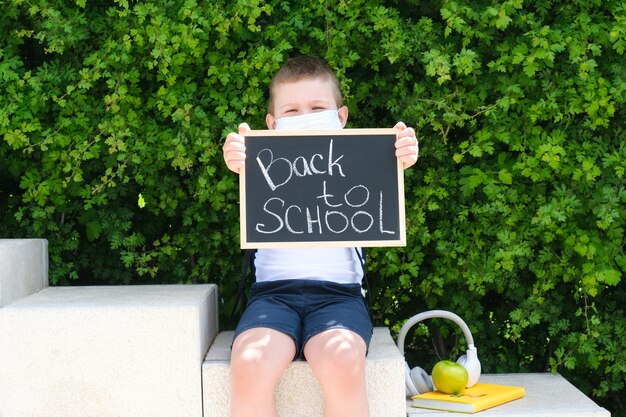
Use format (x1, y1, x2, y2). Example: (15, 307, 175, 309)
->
(222, 56, 418, 417)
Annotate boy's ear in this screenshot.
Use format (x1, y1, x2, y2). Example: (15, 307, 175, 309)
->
(266, 113, 276, 130)
(338, 105, 349, 127)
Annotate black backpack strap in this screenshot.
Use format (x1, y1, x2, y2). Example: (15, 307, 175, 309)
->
(355, 247, 373, 320)
(229, 249, 256, 322)
(355, 247, 366, 272)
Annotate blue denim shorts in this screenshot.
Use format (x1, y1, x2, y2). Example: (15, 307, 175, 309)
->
(233, 279, 373, 359)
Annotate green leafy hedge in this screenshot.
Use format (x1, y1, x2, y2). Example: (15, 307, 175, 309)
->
(1, 0, 624, 414)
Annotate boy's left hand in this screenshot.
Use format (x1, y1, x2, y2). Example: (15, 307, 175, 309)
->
(394, 121, 419, 169)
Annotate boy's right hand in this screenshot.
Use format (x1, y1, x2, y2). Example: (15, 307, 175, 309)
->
(223, 123, 250, 173)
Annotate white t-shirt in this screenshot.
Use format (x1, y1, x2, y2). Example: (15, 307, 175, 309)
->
(253, 247, 364, 284)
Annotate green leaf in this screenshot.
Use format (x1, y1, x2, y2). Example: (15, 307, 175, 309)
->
(86, 221, 102, 241)
(138, 193, 146, 208)
(498, 169, 513, 184)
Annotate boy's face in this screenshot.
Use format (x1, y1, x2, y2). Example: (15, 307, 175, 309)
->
(266, 77, 348, 129)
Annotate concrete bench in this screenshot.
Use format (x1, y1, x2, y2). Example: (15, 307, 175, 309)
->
(1, 240, 612, 417)
(407, 373, 611, 417)
(202, 327, 406, 417)
(0, 239, 219, 417)
(0, 239, 48, 307)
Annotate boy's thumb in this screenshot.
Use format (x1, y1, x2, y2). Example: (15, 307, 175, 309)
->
(239, 123, 251, 134)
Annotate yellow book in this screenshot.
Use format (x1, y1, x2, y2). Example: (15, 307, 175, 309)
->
(410, 383, 526, 414)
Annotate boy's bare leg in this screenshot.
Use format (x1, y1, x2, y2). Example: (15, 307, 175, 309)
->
(230, 327, 296, 417)
(304, 328, 370, 417)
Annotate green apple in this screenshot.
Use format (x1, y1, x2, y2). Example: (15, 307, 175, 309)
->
(431, 360, 469, 394)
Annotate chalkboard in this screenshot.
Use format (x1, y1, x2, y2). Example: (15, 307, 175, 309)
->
(240, 128, 405, 248)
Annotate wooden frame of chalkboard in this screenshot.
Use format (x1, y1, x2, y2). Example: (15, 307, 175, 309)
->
(240, 128, 406, 248)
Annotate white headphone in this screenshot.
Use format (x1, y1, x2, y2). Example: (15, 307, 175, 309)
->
(396, 310, 481, 397)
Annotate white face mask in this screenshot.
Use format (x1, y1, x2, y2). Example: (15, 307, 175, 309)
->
(275, 109, 342, 130)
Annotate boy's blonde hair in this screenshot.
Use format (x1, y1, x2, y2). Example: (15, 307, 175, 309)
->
(268, 56, 343, 114)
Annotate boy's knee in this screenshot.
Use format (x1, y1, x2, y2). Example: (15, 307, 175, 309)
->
(230, 328, 296, 379)
(327, 343, 365, 369)
(231, 347, 280, 383)
(306, 330, 366, 375)
(308, 345, 366, 391)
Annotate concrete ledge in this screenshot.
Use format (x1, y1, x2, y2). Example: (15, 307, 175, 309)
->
(0, 284, 218, 417)
(0, 239, 49, 307)
(202, 327, 406, 417)
(407, 373, 611, 417)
